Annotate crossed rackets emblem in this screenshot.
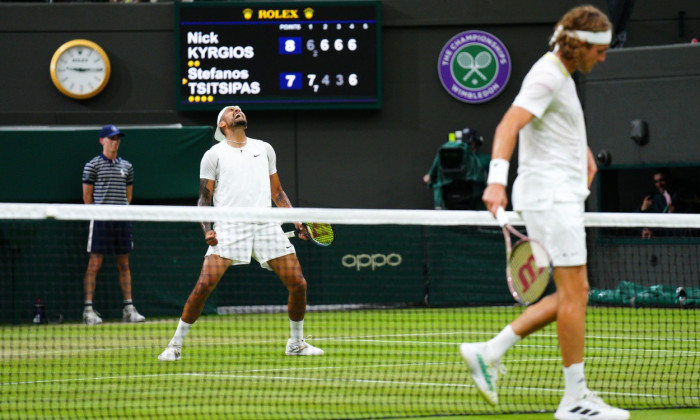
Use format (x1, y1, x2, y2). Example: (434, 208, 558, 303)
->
(439, 30, 510, 103)
(456, 51, 492, 82)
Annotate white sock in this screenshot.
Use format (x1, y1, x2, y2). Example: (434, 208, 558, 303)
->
(563, 362, 587, 400)
(290, 319, 304, 340)
(169, 319, 192, 348)
(486, 325, 521, 363)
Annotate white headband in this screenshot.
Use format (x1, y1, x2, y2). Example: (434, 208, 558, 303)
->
(549, 25, 612, 46)
(214, 105, 239, 142)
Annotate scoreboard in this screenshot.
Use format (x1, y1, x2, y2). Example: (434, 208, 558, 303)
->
(175, 1, 382, 110)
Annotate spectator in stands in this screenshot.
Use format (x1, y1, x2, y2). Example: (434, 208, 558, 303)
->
(81, 124, 145, 325)
(158, 105, 323, 362)
(638, 169, 674, 238)
(464, 5, 630, 420)
(637, 169, 700, 237)
(423, 128, 489, 210)
(639, 169, 675, 214)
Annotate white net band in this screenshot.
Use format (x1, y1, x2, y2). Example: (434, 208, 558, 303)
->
(1, 203, 698, 228)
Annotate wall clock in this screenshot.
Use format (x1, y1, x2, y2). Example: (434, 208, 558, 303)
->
(50, 39, 111, 100)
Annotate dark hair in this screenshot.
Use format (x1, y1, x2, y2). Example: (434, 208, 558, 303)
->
(654, 168, 669, 178)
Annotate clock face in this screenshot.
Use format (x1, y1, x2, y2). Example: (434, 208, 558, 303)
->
(50, 40, 111, 99)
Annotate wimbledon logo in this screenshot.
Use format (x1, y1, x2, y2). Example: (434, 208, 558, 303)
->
(437, 30, 511, 104)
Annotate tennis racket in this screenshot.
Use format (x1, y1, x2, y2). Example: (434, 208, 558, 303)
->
(496, 207, 552, 305)
(286, 222, 336, 247)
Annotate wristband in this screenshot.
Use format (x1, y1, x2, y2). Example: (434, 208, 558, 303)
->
(487, 158, 510, 186)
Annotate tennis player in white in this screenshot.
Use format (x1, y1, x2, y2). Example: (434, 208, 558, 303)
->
(158, 105, 323, 361)
(461, 5, 629, 420)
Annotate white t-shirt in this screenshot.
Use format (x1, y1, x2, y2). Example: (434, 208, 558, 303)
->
(199, 138, 277, 208)
(511, 52, 590, 210)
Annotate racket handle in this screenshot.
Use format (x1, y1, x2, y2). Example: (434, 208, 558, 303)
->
(496, 206, 509, 227)
(285, 231, 296, 238)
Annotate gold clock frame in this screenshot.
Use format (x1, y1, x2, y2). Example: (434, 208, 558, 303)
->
(50, 39, 111, 100)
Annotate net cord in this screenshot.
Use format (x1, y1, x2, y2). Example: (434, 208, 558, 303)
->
(0, 203, 699, 228)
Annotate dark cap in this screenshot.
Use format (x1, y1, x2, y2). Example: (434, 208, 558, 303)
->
(100, 124, 124, 138)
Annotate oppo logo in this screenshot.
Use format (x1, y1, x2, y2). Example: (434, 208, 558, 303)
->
(342, 253, 402, 271)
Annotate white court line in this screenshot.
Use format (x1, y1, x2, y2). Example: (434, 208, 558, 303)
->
(321, 338, 700, 356)
(3, 355, 698, 403)
(2, 329, 698, 359)
(3, 365, 693, 402)
(0, 361, 468, 387)
(183, 372, 689, 400)
(317, 335, 700, 356)
(315, 331, 700, 344)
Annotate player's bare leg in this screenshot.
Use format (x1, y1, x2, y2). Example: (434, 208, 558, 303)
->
(460, 269, 567, 405)
(182, 254, 232, 324)
(268, 253, 307, 321)
(460, 286, 557, 404)
(549, 265, 626, 419)
(268, 253, 323, 356)
(511, 293, 558, 337)
(552, 265, 588, 366)
(158, 254, 230, 361)
(511, 266, 589, 401)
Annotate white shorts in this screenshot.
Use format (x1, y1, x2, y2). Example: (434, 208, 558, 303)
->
(205, 222, 295, 270)
(519, 202, 587, 267)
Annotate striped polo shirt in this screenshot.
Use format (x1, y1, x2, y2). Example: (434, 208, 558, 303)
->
(82, 154, 134, 205)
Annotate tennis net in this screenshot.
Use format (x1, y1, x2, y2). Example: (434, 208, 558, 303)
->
(0, 203, 698, 419)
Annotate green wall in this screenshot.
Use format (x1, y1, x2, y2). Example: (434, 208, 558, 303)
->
(0, 127, 214, 203)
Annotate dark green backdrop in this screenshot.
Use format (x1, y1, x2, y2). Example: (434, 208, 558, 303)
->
(0, 127, 214, 203)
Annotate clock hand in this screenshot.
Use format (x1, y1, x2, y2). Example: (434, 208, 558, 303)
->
(66, 67, 104, 72)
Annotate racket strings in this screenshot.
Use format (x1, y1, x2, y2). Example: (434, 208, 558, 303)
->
(509, 242, 550, 304)
(306, 223, 335, 246)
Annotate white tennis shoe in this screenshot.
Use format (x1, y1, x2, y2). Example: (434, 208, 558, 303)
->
(459, 342, 504, 405)
(157, 344, 181, 362)
(122, 305, 146, 323)
(285, 338, 324, 356)
(82, 308, 102, 325)
(554, 391, 630, 420)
